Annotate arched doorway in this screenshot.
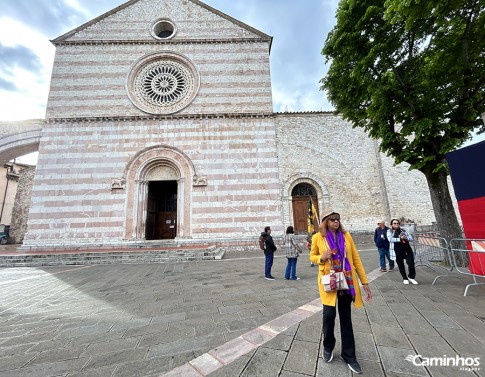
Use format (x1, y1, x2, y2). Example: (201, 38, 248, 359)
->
(291, 183, 319, 234)
(124, 145, 195, 241)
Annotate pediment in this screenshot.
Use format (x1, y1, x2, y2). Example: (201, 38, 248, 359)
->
(52, 0, 271, 44)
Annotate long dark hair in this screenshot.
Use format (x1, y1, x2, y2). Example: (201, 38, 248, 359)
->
(286, 226, 294, 234)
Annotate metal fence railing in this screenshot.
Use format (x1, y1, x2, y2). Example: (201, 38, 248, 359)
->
(413, 234, 456, 284)
(412, 234, 485, 296)
(449, 239, 485, 296)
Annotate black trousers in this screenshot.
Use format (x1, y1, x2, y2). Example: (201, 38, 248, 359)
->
(395, 247, 416, 280)
(322, 292, 356, 363)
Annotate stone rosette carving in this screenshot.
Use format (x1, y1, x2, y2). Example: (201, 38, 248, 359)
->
(126, 52, 200, 115)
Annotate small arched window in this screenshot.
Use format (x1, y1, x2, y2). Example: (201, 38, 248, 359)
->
(291, 183, 315, 197)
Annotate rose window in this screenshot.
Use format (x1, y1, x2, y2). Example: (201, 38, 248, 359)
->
(127, 52, 200, 115)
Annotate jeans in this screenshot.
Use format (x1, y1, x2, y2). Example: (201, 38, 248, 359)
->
(264, 251, 274, 277)
(395, 248, 416, 280)
(377, 247, 394, 269)
(285, 258, 298, 279)
(322, 293, 356, 363)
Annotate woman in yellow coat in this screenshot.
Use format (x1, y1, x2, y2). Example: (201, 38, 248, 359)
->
(310, 210, 372, 374)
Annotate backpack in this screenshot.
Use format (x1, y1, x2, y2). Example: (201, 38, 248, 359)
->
(259, 235, 266, 250)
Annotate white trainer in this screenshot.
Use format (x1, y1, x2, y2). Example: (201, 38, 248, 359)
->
(408, 278, 418, 285)
(403, 280, 409, 285)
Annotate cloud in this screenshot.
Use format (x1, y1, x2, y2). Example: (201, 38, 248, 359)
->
(0, 43, 42, 73)
(204, 0, 336, 111)
(0, 76, 17, 91)
(0, 0, 88, 37)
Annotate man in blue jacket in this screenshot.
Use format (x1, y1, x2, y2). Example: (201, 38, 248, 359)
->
(374, 221, 394, 272)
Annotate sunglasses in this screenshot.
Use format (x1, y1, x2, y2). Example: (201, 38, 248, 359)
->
(328, 217, 340, 222)
(392, 222, 400, 225)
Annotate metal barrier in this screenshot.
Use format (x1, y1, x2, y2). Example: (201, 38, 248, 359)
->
(412, 234, 457, 285)
(449, 238, 485, 296)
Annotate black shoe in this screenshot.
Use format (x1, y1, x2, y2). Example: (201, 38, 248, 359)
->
(346, 360, 362, 374)
(265, 276, 275, 281)
(322, 349, 333, 363)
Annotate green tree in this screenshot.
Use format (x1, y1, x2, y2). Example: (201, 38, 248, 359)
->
(321, 0, 484, 238)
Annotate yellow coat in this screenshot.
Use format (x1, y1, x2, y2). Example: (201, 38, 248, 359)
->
(309, 231, 369, 308)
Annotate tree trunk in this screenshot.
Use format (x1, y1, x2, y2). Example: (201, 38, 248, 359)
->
(422, 169, 463, 240)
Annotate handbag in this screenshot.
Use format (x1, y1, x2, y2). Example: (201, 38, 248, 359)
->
(321, 271, 349, 291)
(320, 241, 349, 292)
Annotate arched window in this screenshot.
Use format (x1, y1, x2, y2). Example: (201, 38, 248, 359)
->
(291, 183, 315, 197)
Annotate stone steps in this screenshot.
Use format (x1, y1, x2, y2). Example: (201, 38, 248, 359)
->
(0, 245, 225, 267)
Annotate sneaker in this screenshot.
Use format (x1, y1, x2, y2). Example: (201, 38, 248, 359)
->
(408, 278, 418, 285)
(379, 268, 387, 272)
(292, 277, 301, 280)
(265, 276, 275, 281)
(346, 361, 362, 374)
(403, 279, 409, 285)
(389, 267, 394, 271)
(322, 349, 333, 363)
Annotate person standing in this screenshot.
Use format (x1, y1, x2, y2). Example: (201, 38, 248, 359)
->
(387, 219, 418, 285)
(374, 221, 394, 272)
(310, 210, 372, 374)
(285, 226, 302, 280)
(261, 226, 277, 280)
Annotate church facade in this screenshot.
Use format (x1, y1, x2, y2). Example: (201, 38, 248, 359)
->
(18, 0, 445, 250)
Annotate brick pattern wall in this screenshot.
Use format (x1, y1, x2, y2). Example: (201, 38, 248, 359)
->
(22, 116, 282, 246)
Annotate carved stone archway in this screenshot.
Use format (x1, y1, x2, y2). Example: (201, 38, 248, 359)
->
(124, 145, 196, 240)
(281, 173, 329, 230)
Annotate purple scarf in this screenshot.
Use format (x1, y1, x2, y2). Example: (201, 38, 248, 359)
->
(326, 230, 356, 299)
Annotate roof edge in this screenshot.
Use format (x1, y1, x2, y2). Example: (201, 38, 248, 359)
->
(52, 0, 273, 52)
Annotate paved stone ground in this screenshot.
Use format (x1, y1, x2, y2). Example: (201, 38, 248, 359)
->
(0, 243, 484, 376)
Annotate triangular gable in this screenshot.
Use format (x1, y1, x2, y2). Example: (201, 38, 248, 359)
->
(52, 0, 272, 46)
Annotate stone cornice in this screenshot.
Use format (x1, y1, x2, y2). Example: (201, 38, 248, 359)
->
(51, 38, 271, 47)
(44, 112, 275, 123)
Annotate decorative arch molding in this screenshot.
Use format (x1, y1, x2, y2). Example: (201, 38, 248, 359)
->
(281, 172, 330, 230)
(124, 144, 196, 240)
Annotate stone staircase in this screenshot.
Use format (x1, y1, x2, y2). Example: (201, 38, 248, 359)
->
(0, 245, 225, 267)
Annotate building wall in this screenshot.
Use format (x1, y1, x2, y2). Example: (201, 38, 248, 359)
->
(0, 165, 18, 225)
(275, 112, 460, 231)
(19, 0, 454, 249)
(10, 166, 35, 243)
(23, 116, 282, 247)
(276, 113, 388, 231)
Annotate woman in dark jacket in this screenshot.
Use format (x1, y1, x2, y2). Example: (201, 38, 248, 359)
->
(387, 219, 417, 285)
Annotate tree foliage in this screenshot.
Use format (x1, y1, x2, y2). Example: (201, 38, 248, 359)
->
(322, 0, 484, 171)
(321, 0, 484, 237)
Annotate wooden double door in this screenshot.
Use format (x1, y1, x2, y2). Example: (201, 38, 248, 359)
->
(292, 196, 319, 234)
(145, 180, 177, 240)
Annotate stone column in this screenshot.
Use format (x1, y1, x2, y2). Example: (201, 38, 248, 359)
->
(134, 179, 148, 239)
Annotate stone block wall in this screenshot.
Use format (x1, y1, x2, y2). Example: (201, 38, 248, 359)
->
(9, 167, 35, 243)
(275, 112, 459, 231)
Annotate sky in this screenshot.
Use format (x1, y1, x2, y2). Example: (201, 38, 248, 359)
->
(0, 0, 483, 165)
